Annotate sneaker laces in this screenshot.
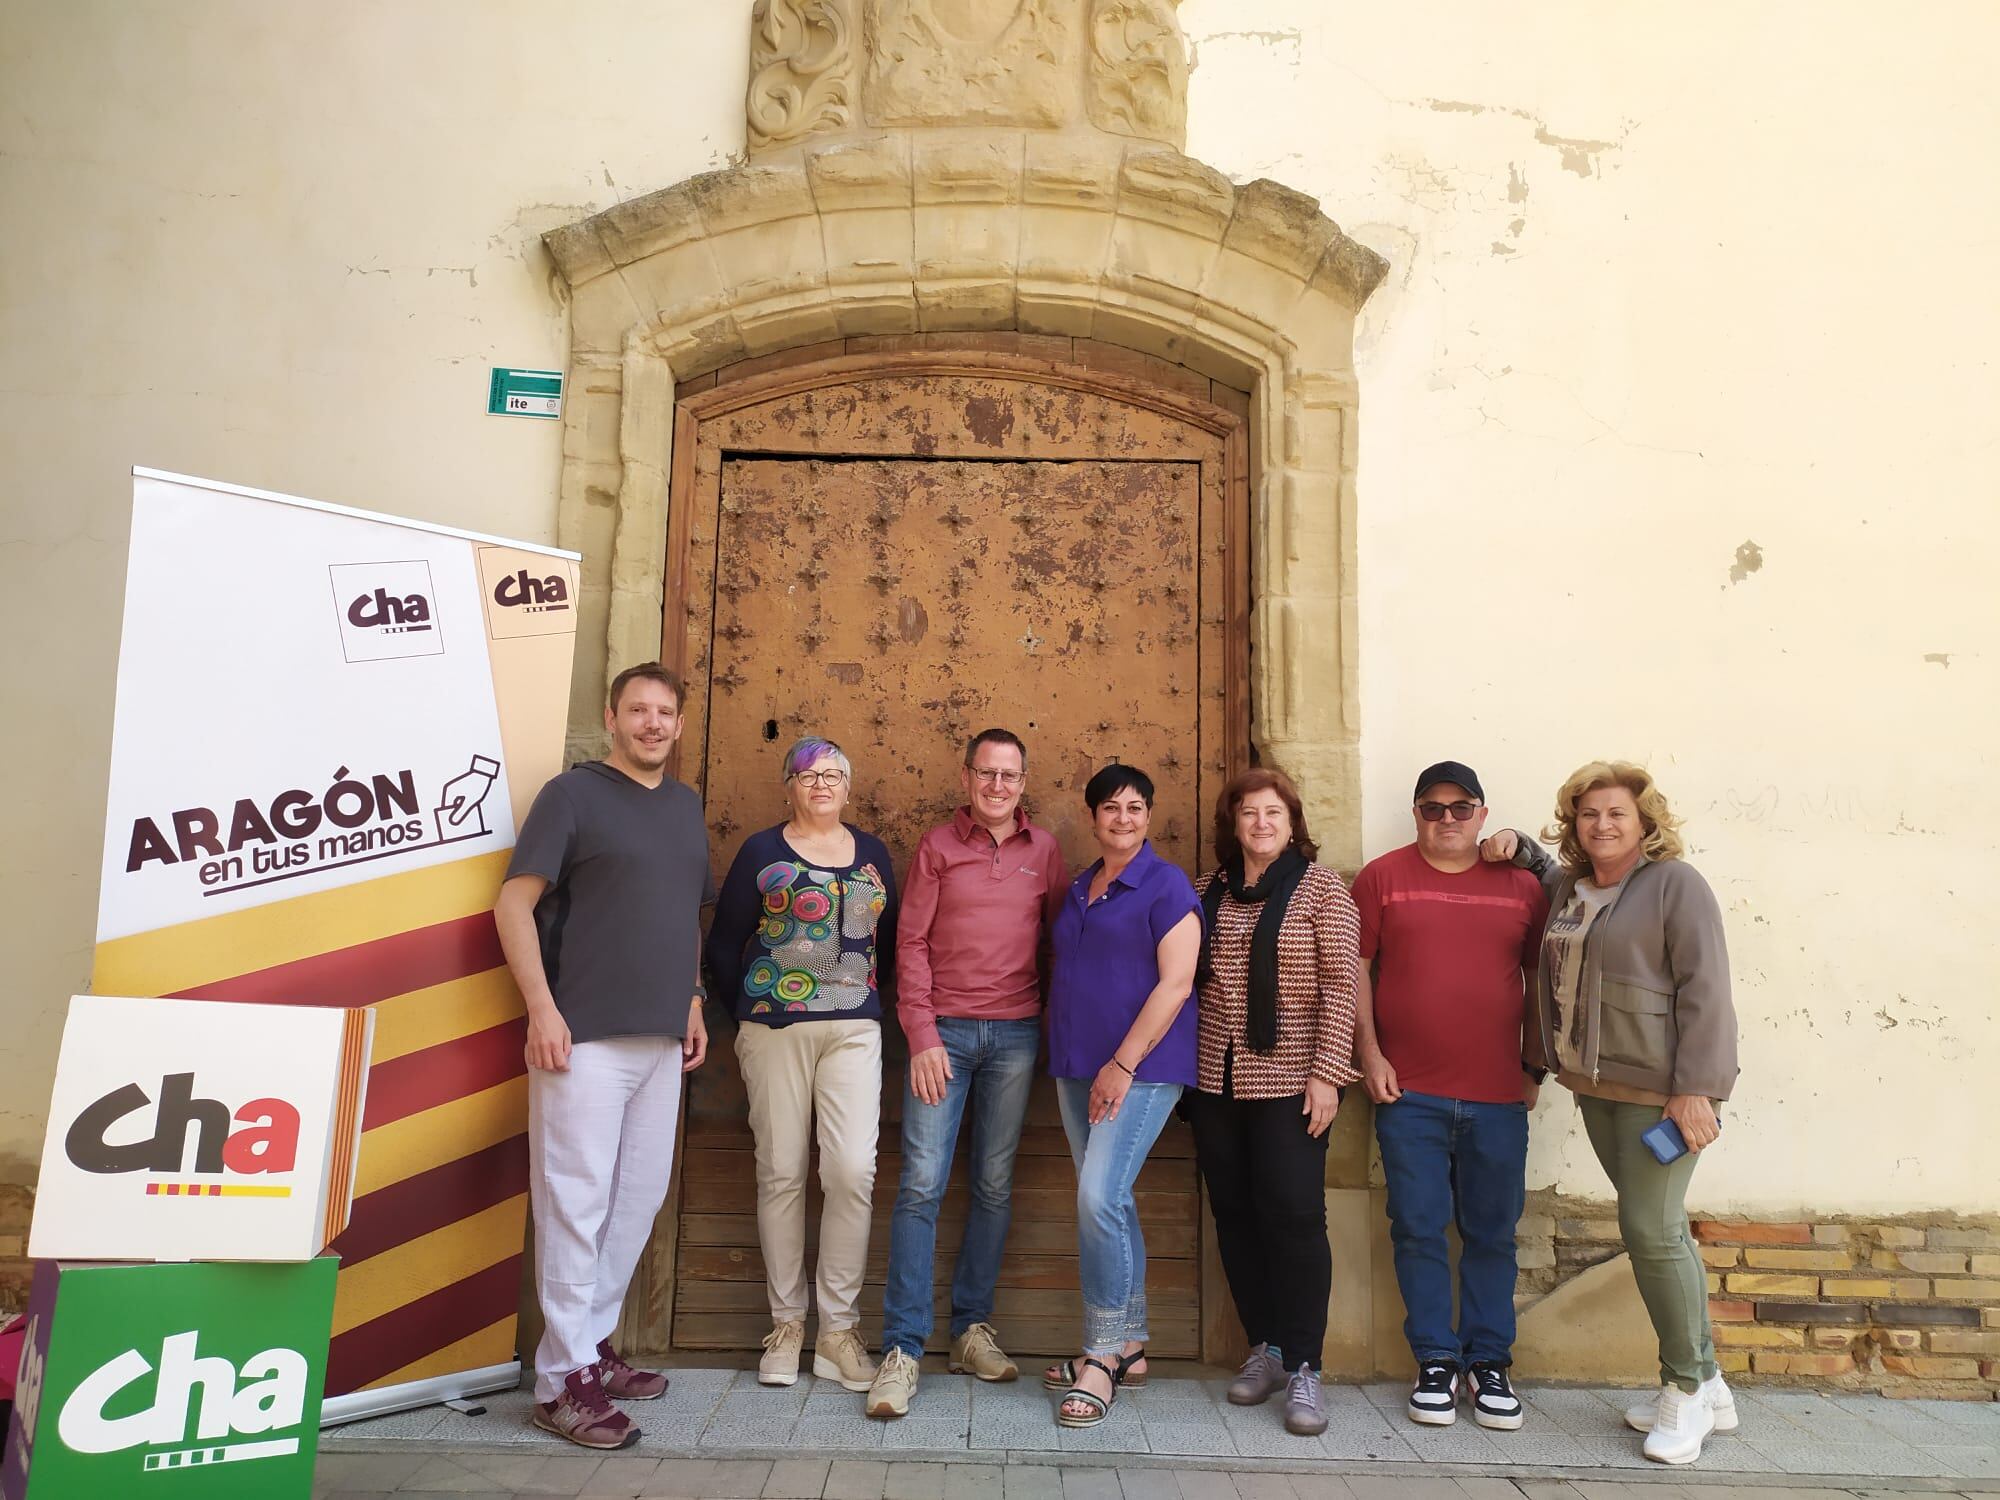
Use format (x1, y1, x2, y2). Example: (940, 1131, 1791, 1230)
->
(1655, 1385, 1692, 1433)
(881, 1346, 918, 1378)
(1416, 1360, 1456, 1391)
(763, 1322, 802, 1353)
(1237, 1345, 1273, 1380)
(566, 1366, 615, 1417)
(1472, 1364, 1513, 1401)
(1287, 1365, 1321, 1409)
(961, 1322, 1001, 1355)
(596, 1343, 641, 1380)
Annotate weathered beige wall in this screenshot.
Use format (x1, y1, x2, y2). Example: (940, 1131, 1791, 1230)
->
(1177, 0, 2000, 1212)
(0, 0, 750, 1181)
(2, 2, 1994, 1218)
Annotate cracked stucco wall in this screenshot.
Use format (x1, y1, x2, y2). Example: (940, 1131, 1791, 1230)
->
(2, 1, 1995, 1214)
(1181, 0, 1999, 1213)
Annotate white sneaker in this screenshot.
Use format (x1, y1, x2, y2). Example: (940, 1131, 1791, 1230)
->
(1407, 1361, 1459, 1426)
(1624, 1371, 1737, 1434)
(1642, 1382, 1715, 1465)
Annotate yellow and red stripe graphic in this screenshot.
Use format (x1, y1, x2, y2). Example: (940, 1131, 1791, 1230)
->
(93, 849, 527, 1396)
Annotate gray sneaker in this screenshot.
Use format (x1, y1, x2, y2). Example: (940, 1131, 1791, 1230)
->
(1283, 1364, 1327, 1436)
(1227, 1342, 1286, 1406)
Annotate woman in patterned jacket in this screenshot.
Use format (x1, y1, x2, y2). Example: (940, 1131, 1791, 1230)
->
(1188, 767, 1361, 1438)
(708, 736, 897, 1396)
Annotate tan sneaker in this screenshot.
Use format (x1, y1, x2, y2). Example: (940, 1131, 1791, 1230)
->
(949, 1322, 1019, 1382)
(759, 1319, 805, 1387)
(865, 1346, 920, 1419)
(812, 1325, 879, 1392)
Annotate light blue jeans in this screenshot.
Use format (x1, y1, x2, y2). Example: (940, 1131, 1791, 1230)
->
(881, 1017, 1041, 1358)
(1055, 1074, 1183, 1355)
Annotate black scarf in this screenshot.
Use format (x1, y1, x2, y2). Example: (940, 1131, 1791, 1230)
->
(1196, 847, 1309, 1053)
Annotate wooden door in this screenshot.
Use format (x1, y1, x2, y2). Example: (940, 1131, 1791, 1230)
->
(634, 355, 1248, 1359)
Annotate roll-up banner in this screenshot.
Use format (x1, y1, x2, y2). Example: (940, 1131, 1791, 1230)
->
(89, 468, 580, 1422)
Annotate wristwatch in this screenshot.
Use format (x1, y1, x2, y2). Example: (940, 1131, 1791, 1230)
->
(691, 985, 707, 1004)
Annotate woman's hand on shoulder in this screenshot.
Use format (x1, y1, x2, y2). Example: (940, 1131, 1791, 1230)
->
(1480, 829, 1520, 863)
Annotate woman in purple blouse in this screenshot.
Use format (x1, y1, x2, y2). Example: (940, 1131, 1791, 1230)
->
(1039, 764, 1202, 1428)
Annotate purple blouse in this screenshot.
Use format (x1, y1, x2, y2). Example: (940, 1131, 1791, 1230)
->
(1047, 841, 1201, 1086)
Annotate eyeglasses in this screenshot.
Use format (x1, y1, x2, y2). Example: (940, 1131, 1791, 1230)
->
(791, 769, 848, 789)
(970, 768, 1025, 787)
(1417, 801, 1480, 822)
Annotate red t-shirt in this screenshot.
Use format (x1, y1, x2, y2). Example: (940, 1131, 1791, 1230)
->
(1352, 842, 1548, 1104)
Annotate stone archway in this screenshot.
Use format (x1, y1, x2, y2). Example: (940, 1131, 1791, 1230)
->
(541, 0, 1391, 1370)
(542, 0, 1384, 862)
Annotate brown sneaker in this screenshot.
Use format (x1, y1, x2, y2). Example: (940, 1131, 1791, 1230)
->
(812, 1325, 878, 1392)
(596, 1339, 668, 1400)
(759, 1319, 806, 1387)
(531, 1365, 639, 1450)
(949, 1322, 1019, 1382)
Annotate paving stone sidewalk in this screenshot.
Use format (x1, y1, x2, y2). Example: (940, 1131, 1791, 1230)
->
(317, 1369, 2000, 1498)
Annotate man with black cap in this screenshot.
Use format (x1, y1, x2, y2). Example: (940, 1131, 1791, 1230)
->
(1351, 760, 1548, 1433)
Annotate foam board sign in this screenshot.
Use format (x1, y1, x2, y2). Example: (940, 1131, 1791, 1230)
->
(29, 996, 371, 1263)
(2, 1257, 337, 1500)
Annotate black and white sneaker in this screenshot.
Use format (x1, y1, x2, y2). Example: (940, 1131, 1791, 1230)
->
(1408, 1360, 1459, 1425)
(1468, 1362, 1524, 1430)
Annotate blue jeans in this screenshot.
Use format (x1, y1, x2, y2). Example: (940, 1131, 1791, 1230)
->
(1055, 1074, 1183, 1355)
(1374, 1089, 1529, 1368)
(881, 1017, 1041, 1358)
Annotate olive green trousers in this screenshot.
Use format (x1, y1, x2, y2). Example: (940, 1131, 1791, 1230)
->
(1578, 1095, 1719, 1393)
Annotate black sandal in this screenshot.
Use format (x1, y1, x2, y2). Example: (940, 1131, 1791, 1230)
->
(1055, 1356, 1118, 1428)
(1114, 1345, 1149, 1389)
(1042, 1347, 1148, 1391)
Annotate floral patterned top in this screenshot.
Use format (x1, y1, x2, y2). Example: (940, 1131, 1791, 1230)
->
(707, 823, 898, 1026)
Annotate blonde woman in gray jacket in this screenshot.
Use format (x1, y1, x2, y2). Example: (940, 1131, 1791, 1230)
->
(1481, 761, 1737, 1468)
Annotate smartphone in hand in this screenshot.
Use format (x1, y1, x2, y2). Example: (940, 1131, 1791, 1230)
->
(1641, 1114, 1721, 1165)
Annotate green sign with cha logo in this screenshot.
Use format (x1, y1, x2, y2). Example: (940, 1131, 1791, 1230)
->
(3, 1256, 337, 1500)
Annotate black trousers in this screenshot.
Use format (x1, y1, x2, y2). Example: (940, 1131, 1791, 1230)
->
(1187, 1077, 1332, 1372)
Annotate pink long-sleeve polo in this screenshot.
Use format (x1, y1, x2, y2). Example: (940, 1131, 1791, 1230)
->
(895, 807, 1068, 1056)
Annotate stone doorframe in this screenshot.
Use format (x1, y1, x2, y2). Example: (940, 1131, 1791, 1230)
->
(543, 129, 1386, 862)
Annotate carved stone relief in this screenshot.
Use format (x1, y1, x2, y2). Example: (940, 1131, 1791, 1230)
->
(1085, 0, 1187, 146)
(746, 0, 856, 151)
(863, 0, 1076, 127)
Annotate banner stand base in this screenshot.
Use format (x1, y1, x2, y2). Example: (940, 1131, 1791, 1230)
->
(320, 1360, 522, 1427)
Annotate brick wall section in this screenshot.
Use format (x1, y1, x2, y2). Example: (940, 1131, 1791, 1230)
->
(0, 1183, 31, 1313)
(1517, 1191, 2000, 1399)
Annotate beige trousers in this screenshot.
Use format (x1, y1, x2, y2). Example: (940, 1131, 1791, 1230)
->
(734, 1017, 882, 1329)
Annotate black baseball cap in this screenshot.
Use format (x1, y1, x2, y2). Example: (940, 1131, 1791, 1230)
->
(1414, 760, 1484, 802)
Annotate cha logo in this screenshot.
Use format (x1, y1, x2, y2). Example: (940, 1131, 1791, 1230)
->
(65, 1072, 298, 1197)
(328, 558, 445, 662)
(58, 1331, 308, 1473)
(345, 587, 432, 632)
(493, 567, 570, 613)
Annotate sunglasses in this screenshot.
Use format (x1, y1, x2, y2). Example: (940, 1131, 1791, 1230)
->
(1416, 800, 1481, 822)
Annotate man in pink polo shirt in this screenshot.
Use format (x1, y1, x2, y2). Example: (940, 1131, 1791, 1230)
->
(865, 729, 1068, 1419)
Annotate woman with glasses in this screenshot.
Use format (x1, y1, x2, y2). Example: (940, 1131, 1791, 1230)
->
(1040, 763, 1201, 1428)
(1482, 762, 1738, 1466)
(1187, 767, 1360, 1437)
(708, 736, 897, 1395)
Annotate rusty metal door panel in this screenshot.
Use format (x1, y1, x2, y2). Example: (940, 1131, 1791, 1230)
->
(706, 458, 1213, 873)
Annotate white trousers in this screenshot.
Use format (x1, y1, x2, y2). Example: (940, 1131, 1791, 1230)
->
(527, 1035, 683, 1401)
(734, 1018, 881, 1329)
